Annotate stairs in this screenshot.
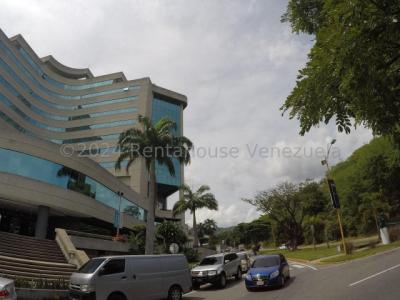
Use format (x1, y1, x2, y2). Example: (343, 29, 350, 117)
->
(0, 231, 76, 280)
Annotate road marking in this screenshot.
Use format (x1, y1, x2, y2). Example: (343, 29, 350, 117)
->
(289, 261, 318, 271)
(185, 291, 197, 296)
(291, 264, 305, 269)
(349, 263, 400, 287)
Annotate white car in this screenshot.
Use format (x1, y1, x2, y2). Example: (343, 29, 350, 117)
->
(278, 244, 288, 250)
(0, 277, 17, 300)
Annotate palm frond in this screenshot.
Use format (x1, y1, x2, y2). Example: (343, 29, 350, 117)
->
(196, 185, 211, 196)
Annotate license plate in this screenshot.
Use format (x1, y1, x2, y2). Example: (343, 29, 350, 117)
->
(256, 280, 264, 286)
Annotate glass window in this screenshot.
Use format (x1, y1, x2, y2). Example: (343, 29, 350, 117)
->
(199, 257, 223, 266)
(0, 59, 138, 111)
(77, 258, 106, 274)
(0, 90, 136, 133)
(152, 98, 182, 187)
(0, 147, 146, 221)
(0, 41, 140, 100)
(252, 256, 280, 268)
(102, 259, 125, 275)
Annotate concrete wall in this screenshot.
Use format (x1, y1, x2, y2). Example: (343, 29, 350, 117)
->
(69, 235, 130, 253)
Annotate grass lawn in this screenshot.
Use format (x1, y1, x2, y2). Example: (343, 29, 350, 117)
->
(320, 240, 400, 263)
(259, 245, 338, 261)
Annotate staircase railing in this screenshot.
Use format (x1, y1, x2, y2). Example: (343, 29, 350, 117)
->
(55, 228, 89, 268)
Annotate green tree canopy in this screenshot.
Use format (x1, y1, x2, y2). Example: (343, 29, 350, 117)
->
(281, 0, 400, 138)
(243, 182, 306, 249)
(156, 221, 187, 252)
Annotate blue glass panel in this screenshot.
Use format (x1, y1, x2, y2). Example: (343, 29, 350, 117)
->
(0, 147, 146, 221)
(0, 41, 140, 100)
(0, 58, 139, 111)
(151, 98, 182, 186)
(99, 161, 128, 169)
(0, 89, 136, 132)
(18, 48, 114, 90)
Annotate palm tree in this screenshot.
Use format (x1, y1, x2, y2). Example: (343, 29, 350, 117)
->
(115, 115, 192, 254)
(202, 218, 218, 236)
(173, 184, 218, 248)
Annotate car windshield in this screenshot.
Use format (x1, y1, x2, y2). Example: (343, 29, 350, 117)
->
(77, 258, 106, 273)
(199, 257, 223, 266)
(252, 256, 280, 268)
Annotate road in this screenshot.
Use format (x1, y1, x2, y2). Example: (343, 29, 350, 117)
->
(184, 247, 400, 300)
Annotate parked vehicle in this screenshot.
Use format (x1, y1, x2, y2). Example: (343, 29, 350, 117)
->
(244, 254, 290, 291)
(278, 244, 287, 250)
(237, 252, 251, 273)
(0, 277, 17, 300)
(191, 253, 242, 289)
(68, 255, 191, 300)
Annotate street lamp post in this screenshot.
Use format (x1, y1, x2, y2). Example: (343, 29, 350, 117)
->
(321, 139, 347, 254)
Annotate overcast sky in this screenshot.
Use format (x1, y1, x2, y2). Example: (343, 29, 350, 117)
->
(1, 0, 372, 227)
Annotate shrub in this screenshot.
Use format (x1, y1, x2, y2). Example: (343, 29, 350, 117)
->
(183, 248, 199, 263)
(388, 226, 400, 242)
(11, 277, 68, 289)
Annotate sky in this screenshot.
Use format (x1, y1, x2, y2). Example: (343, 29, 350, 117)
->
(1, 0, 372, 227)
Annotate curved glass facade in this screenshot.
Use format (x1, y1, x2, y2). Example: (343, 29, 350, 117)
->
(0, 38, 140, 139)
(0, 41, 140, 99)
(0, 60, 139, 112)
(18, 47, 114, 90)
(0, 147, 147, 221)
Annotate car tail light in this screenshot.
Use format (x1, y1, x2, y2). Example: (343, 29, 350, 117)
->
(0, 289, 10, 298)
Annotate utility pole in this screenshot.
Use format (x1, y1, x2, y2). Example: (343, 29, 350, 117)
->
(321, 139, 347, 254)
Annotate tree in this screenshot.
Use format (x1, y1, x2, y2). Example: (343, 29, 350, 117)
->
(173, 185, 218, 248)
(243, 182, 306, 250)
(281, 0, 400, 139)
(128, 225, 146, 254)
(156, 221, 188, 252)
(116, 115, 192, 254)
(197, 219, 218, 246)
(202, 219, 218, 236)
(329, 137, 400, 235)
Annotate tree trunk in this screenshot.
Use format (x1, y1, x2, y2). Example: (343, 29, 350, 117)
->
(145, 162, 157, 254)
(192, 211, 199, 248)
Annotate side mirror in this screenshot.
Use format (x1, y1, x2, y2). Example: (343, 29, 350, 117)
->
(224, 260, 230, 264)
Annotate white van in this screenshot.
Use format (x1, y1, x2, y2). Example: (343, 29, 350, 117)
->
(68, 255, 192, 300)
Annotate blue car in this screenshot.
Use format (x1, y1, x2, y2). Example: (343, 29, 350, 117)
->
(245, 254, 290, 291)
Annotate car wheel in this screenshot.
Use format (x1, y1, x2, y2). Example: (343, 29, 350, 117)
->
(246, 287, 253, 292)
(192, 283, 200, 290)
(168, 285, 182, 300)
(107, 293, 127, 300)
(279, 275, 285, 288)
(235, 268, 242, 280)
(287, 271, 291, 280)
(219, 273, 227, 288)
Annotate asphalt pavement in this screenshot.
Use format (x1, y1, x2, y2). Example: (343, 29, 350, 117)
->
(184, 247, 400, 300)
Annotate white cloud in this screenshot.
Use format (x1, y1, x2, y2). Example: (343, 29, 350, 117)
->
(0, 0, 373, 228)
